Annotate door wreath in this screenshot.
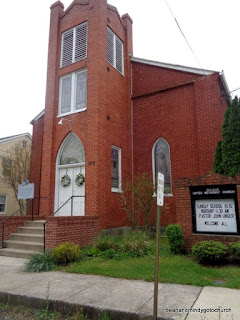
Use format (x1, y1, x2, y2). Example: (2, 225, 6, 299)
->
(75, 173, 85, 186)
(61, 174, 71, 187)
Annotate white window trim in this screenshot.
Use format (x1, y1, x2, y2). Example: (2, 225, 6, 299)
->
(111, 145, 122, 193)
(107, 27, 124, 76)
(60, 22, 88, 68)
(152, 138, 173, 197)
(0, 194, 7, 214)
(58, 69, 87, 117)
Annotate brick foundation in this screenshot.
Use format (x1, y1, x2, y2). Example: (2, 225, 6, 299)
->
(175, 172, 240, 250)
(45, 216, 100, 249)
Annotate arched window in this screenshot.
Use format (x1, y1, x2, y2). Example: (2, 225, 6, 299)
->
(152, 138, 172, 194)
(59, 133, 85, 165)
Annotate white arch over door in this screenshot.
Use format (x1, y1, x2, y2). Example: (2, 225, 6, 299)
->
(54, 133, 85, 216)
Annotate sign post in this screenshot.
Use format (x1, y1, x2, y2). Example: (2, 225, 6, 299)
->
(153, 172, 164, 320)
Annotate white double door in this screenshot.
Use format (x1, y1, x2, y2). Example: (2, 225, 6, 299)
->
(56, 165, 85, 216)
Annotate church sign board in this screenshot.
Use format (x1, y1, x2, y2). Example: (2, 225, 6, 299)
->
(18, 183, 34, 200)
(190, 185, 239, 235)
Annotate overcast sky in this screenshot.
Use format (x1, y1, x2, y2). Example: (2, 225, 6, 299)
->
(1, 0, 239, 138)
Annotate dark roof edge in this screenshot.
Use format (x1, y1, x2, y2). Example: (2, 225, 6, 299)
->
(30, 109, 45, 124)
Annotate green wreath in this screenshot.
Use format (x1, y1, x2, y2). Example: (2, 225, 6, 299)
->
(61, 174, 71, 187)
(75, 173, 85, 186)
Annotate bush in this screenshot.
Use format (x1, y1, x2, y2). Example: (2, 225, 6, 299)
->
(165, 224, 184, 254)
(192, 241, 228, 265)
(229, 242, 240, 263)
(93, 230, 152, 259)
(94, 234, 120, 251)
(25, 251, 57, 272)
(52, 242, 80, 264)
(120, 230, 151, 256)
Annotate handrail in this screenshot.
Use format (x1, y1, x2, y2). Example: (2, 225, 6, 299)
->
(1, 197, 47, 249)
(43, 195, 85, 252)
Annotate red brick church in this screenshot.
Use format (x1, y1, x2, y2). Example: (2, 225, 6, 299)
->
(30, 0, 230, 232)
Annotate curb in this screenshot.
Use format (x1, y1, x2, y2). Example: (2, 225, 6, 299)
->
(0, 291, 174, 320)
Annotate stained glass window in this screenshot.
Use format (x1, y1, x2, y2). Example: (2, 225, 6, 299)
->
(154, 138, 171, 194)
(60, 134, 85, 165)
(111, 146, 121, 190)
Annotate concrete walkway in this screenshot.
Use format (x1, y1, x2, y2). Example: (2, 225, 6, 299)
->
(0, 256, 239, 320)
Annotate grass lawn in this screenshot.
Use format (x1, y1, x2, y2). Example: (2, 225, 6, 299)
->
(65, 237, 240, 289)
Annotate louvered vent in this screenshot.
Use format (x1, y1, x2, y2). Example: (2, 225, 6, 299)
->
(107, 28, 114, 66)
(106, 27, 124, 75)
(61, 30, 74, 67)
(61, 22, 88, 68)
(115, 37, 123, 74)
(75, 23, 87, 62)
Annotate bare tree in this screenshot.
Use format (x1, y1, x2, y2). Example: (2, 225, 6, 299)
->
(121, 172, 157, 229)
(0, 142, 31, 214)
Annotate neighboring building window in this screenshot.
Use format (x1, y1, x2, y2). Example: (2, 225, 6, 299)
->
(59, 69, 87, 116)
(22, 140, 27, 148)
(111, 146, 121, 192)
(2, 158, 12, 177)
(153, 138, 172, 194)
(107, 27, 124, 75)
(60, 22, 88, 68)
(0, 195, 6, 214)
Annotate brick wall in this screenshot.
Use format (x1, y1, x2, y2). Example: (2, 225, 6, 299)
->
(45, 216, 100, 249)
(132, 63, 228, 226)
(0, 215, 45, 247)
(175, 172, 240, 249)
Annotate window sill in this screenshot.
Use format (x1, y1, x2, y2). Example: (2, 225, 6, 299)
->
(111, 188, 123, 193)
(57, 108, 87, 118)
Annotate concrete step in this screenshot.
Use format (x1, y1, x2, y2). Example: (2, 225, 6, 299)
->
(9, 233, 44, 243)
(17, 227, 44, 235)
(4, 240, 44, 251)
(24, 220, 46, 228)
(0, 248, 39, 259)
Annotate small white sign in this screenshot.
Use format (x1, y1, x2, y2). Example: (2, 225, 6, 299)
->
(18, 183, 34, 200)
(157, 172, 164, 206)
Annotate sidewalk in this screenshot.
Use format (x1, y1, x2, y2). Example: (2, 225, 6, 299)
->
(0, 256, 239, 320)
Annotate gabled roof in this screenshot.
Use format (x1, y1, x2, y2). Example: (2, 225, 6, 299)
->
(30, 109, 45, 124)
(131, 56, 231, 104)
(0, 133, 32, 144)
(131, 56, 217, 76)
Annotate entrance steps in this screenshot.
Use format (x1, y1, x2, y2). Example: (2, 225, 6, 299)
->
(0, 220, 46, 259)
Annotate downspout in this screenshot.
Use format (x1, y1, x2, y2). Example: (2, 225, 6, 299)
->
(130, 56, 135, 222)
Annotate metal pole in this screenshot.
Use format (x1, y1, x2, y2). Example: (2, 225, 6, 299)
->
(32, 198, 34, 221)
(71, 196, 73, 216)
(43, 223, 46, 252)
(153, 206, 161, 320)
(2, 223, 4, 249)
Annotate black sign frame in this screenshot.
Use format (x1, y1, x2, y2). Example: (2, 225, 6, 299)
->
(190, 184, 240, 235)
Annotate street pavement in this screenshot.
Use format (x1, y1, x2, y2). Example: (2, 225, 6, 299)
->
(0, 256, 239, 319)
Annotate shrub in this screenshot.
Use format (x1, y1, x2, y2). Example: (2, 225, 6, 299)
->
(120, 230, 151, 256)
(165, 224, 184, 254)
(229, 242, 240, 262)
(192, 241, 228, 265)
(52, 242, 80, 264)
(25, 251, 57, 272)
(93, 230, 152, 259)
(94, 234, 120, 251)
